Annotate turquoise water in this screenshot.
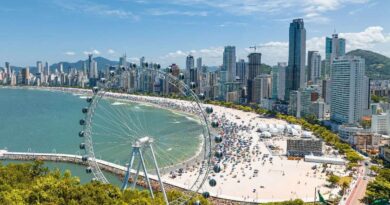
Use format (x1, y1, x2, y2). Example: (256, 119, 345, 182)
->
(0, 87, 202, 181)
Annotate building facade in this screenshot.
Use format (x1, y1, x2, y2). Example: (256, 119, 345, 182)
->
(287, 138, 323, 156)
(285, 18, 306, 101)
(223, 46, 236, 83)
(247, 52, 262, 103)
(325, 33, 346, 77)
(330, 56, 369, 124)
(307, 51, 321, 84)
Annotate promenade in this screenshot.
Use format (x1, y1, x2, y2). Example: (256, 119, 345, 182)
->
(0, 150, 241, 205)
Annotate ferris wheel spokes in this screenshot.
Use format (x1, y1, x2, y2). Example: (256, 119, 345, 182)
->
(121, 136, 169, 205)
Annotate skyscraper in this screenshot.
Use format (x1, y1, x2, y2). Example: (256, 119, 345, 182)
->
(21, 67, 30, 85)
(36, 61, 43, 73)
(236, 59, 247, 85)
(45, 62, 50, 76)
(307, 51, 321, 84)
(87, 54, 93, 78)
(252, 74, 272, 103)
(119, 54, 127, 68)
(186, 55, 195, 86)
(140, 56, 145, 68)
(196, 57, 202, 70)
(58, 63, 63, 74)
(286, 18, 306, 101)
(330, 56, 369, 124)
(247, 52, 262, 102)
(325, 33, 346, 76)
(186, 55, 194, 70)
(223, 46, 236, 82)
(92, 61, 98, 78)
(271, 62, 286, 100)
(5, 62, 10, 76)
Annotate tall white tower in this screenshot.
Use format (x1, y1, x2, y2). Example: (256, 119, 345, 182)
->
(330, 56, 369, 124)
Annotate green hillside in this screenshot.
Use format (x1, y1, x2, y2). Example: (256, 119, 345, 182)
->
(347, 49, 390, 79)
(0, 161, 210, 205)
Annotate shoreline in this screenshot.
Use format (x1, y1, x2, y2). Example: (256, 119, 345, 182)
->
(0, 85, 350, 203)
(0, 86, 209, 176)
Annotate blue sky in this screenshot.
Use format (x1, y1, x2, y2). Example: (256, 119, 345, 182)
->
(1, 0, 389, 67)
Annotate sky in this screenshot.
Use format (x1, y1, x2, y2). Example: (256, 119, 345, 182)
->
(1, 0, 390, 68)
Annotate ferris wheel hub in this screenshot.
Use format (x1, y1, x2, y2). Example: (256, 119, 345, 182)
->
(134, 136, 154, 147)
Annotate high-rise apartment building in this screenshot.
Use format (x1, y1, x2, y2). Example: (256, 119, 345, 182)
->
(325, 33, 346, 76)
(286, 18, 306, 101)
(186, 55, 194, 70)
(45, 62, 50, 76)
(223, 46, 236, 82)
(119, 55, 127, 68)
(252, 74, 272, 103)
(87, 54, 93, 78)
(21, 67, 30, 85)
(36, 61, 43, 74)
(247, 52, 262, 102)
(271, 62, 286, 101)
(196, 57, 202, 71)
(330, 56, 369, 124)
(5, 62, 10, 76)
(236, 59, 247, 85)
(307, 51, 321, 84)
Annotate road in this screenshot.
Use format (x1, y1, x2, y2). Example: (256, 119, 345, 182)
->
(345, 160, 371, 205)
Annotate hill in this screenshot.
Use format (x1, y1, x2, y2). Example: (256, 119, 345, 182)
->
(49, 57, 118, 73)
(347, 49, 390, 79)
(9, 57, 118, 74)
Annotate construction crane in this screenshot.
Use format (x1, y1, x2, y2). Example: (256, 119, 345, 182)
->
(249, 44, 279, 53)
(249, 45, 261, 52)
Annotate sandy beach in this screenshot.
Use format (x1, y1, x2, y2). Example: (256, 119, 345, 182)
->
(2, 86, 348, 203)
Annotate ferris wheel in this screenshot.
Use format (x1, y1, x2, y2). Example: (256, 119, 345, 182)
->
(77, 66, 223, 205)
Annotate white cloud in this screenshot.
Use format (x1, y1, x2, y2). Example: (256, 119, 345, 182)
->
(64, 51, 76, 56)
(254, 26, 390, 65)
(159, 26, 390, 67)
(172, 0, 368, 24)
(148, 9, 208, 17)
(55, 0, 139, 20)
(339, 26, 390, 50)
(83, 49, 100, 56)
(160, 47, 224, 67)
(107, 49, 115, 54)
(218, 21, 248, 27)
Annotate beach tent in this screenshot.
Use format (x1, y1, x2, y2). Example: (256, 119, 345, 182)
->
(269, 127, 280, 135)
(292, 124, 302, 130)
(302, 131, 313, 138)
(260, 131, 272, 138)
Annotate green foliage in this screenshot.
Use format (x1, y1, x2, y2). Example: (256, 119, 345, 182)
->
(260, 199, 304, 205)
(371, 95, 388, 103)
(303, 114, 319, 125)
(0, 161, 211, 205)
(347, 49, 390, 80)
(345, 150, 364, 163)
(364, 167, 390, 204)
(327, 174, 341, 187)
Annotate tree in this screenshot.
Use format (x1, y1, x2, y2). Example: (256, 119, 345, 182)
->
(327, 174, 340, 187)
(261, 199, 304, 205)
(303, 114, 318, 124)
(341, 181, 350, 195)
(0, 161, 211, 205)
(364, 167, 390, 204)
